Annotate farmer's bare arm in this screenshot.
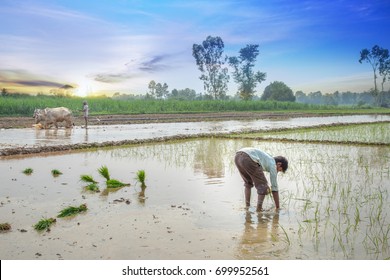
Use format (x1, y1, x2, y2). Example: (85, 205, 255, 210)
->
(272, 191, 280, 209)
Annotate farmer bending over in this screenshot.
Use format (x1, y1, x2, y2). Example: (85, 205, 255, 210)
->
(234, 147, 288, 212)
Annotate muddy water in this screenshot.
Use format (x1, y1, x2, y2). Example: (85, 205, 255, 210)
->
(1, 138, 389, 260)
(1, 114, 389, 149)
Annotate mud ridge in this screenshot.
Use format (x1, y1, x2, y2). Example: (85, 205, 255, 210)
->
(0, 133, 220, 157)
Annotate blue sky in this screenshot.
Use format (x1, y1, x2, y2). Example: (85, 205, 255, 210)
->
(1, 0, 389, 97)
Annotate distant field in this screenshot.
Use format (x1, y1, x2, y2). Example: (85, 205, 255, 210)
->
(0, 95, 389, 117)
(228, 122, 390, 145)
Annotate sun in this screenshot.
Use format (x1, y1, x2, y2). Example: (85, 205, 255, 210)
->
(74, 81, 93, 97)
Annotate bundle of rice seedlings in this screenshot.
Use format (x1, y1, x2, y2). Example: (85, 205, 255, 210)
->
(23, 168, 33, 175)
(34, 218, 56, 231)
(51, 169, 63, 177)
(136, 170, 146, 185)
(106, 179, 130, 189)
(0, 223, 11, 231)
(98, 165, 110, 181)
(57, 204, 87, 218)
(84, 183, 100, 192)
(80, 175, 98, 184)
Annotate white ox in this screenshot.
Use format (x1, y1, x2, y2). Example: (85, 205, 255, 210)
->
(33, 107, 73, 129)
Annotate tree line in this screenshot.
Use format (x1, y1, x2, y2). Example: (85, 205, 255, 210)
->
(2, 35, 389, 107)
(359, 45, 390, 107)
(144, 38, 389, 107)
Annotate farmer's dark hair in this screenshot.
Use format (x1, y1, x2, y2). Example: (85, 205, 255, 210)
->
(274, 156, 288, 172)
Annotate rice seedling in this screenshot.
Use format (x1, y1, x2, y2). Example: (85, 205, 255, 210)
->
(0, 223, 11, 231)
(34, 218, 56, 231)
(22, 168, 33, 175)
(51, 169, 62, 177)
(80, 174, 98, 184)
(84, 183, 100, 192)
(136, 170, 146, 186)
(96, 165, 130, 189)
(106, 179, 130, 189)
(353, 206, 360, 231)
(98, 165, 110, 181)
(57, 204, 87, 218)
(279, 224, 291, 246)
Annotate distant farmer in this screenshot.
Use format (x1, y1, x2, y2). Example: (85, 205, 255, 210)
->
(234, 147, 288, 212)
(82, 101, 89, 128)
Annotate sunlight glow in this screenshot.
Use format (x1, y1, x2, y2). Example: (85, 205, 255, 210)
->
(74, 81, 93, 97)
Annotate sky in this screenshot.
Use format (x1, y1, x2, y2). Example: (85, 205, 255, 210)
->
(1, 0, 390, 97)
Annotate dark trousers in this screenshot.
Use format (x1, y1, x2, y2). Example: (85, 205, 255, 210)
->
(234, 151, 269, 195)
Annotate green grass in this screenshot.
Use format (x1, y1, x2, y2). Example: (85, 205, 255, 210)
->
(0, 95, 388, 117)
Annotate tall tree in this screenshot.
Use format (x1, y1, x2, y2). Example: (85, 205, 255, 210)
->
(155, 82, 169, 99)
(261, 81, 295, 102)
(148, 80, 156, 98)
(359, 45, 389, 106)
(229, 44, 266, 100)
(1, 88, 9, 96)
(379, 58, 390, 89)
(192, 36, 229, 99)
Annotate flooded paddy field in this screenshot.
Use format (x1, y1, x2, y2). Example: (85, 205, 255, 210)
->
(1, 114, 389, 152)
(1, 133, 389, 259)
(230, 122, 390, 145)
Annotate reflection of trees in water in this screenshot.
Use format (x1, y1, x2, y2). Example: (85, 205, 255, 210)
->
(103, 139, 390, 188)
(235, 211, 282, 259)
(106, 138, 292, 180)
(107, 141, 196, 168)
(193, 138, 227, 179)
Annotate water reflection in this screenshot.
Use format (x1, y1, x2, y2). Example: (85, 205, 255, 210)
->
(137, 184, 147, 205)
(193, 139, 228, 180)
(84, 129, 89, 143)
(34, 128, 73, 144)
(1, 137, 389, 259)
(108, 139, 231, 181)
(236, 210, 282, 259)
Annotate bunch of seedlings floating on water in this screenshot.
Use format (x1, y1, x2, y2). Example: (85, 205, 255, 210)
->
(136, 170, 147, 203)
(98, 165, 130, 189)
(57, 204, 87, 218)
(22, 168, 33, 175)
(136, 170, 146, 186)
(0, 222, 11, 232)
(51, 169, 62, 177)
(80, 174, 100, 192)
(34, 218, 56, 232)
(80, 166, 130, 194)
